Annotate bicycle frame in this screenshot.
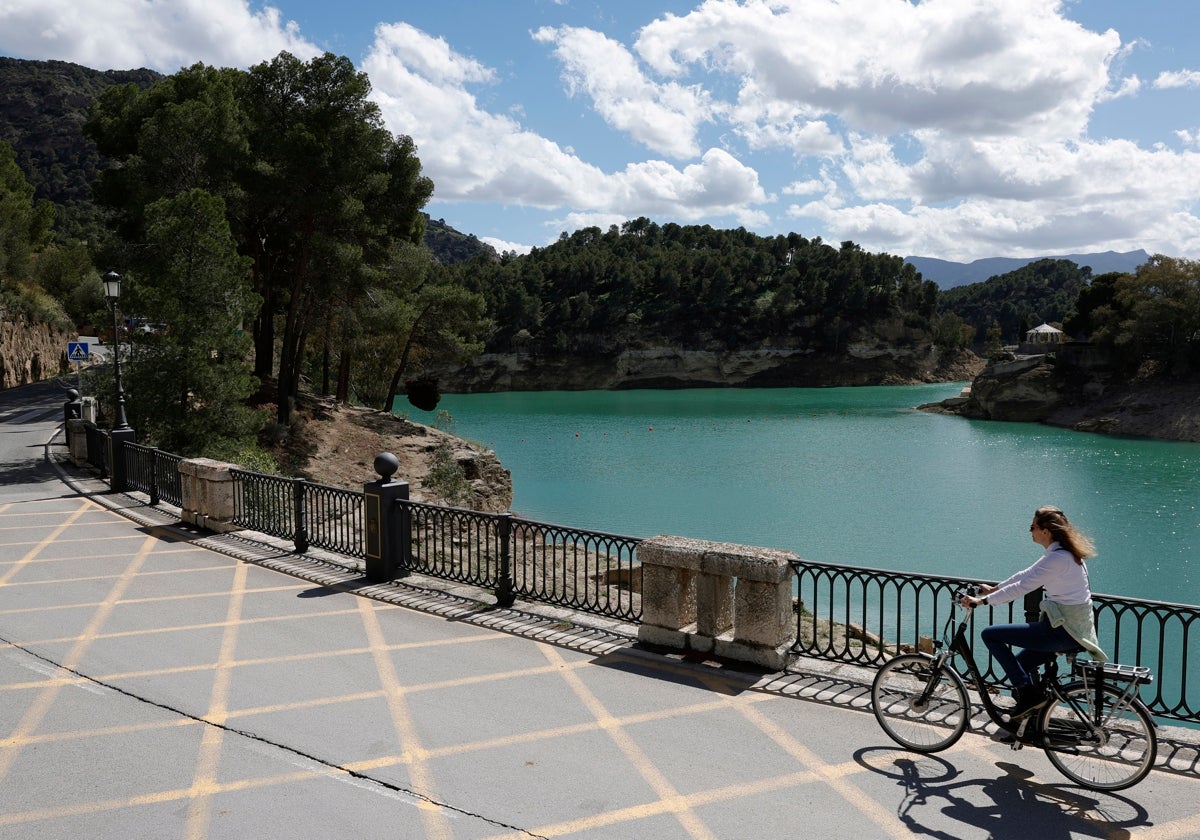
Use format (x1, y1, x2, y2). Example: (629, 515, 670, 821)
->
(930, 595, 1150, 742)
(873, 585, 1159, 790)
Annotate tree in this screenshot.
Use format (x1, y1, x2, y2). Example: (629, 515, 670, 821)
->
(339, 245, 490, 412)
(121, 189, 260, 455)
(1111, 255, 1200, 374)
(0, 140, 54, 291)
(238, 52, 433, 426)
(86, 52, 435, 428)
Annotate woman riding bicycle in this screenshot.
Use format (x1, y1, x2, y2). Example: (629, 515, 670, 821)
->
(960, 506, 1108, 719)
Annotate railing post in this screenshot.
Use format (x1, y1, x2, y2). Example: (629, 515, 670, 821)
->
(364, 453, 409, 583)
(495, 513, 516, 608)
(148, 448, 160, 506)
(293, 478, 309, 553)
(108, 428, 135, 492)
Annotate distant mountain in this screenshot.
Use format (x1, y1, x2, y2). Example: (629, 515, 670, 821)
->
(906, 250, 1150, 288)
(0, 57, 161, 241)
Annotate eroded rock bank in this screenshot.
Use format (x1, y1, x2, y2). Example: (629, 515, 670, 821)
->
(920, 345, 1200, 443)
(433, 344, 985, 392)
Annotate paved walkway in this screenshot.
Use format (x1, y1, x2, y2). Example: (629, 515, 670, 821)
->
(2, 431, 1200, 838)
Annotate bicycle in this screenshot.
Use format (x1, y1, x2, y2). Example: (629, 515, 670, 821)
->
(871, 584, 1158, 791)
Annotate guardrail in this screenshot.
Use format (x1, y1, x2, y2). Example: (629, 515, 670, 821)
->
(123, 443, 183, 506)
(229, 469, 364, 559)
(83, 423, 109, 477)
(790, 559, 1199, 725)
(400, 500, 642, 623)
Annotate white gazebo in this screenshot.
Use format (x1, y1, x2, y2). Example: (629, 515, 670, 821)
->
(1025, 323, 1065, 345)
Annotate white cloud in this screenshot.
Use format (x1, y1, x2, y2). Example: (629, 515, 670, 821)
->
(479, 236, 533, 256)
(633, 0, 1121, 142)
(364, 24, 768, 224)
(0, 0, 319, 71)
(1154, 69, 1200, 89)
(532, 25, 715, 158)
(789, 136, 1200, 260)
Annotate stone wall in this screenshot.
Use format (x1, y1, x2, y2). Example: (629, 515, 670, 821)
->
(0, 314, 70, 390)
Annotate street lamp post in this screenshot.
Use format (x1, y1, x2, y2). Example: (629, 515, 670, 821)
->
(102, 271, 131, 431)
(102, 271, 135, 492)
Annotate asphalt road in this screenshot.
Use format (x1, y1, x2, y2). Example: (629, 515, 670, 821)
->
(0, 378, 79, 503)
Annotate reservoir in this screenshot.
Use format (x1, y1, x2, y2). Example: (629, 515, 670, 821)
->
(432, 384, 1199, 606)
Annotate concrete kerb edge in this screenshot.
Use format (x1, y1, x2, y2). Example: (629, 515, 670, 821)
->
(41, 430, 1200, 775)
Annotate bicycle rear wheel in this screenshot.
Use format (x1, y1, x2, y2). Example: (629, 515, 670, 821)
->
(872, 654, 970, 752)
(1040, 680, 1157, 791)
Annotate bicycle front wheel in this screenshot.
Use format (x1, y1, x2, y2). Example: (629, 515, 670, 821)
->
(1040, 680, 1157, 791)
(872, 654, 970, 752)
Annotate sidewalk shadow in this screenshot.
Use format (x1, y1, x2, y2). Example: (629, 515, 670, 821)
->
(854, 747, 1149, 839)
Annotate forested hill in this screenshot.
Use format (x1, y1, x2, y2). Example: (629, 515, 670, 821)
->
(937, 259, 1096, 347)
(0, 57, 161, 241)
(0, 57, 490, 264)
(452, 220, 959, 359)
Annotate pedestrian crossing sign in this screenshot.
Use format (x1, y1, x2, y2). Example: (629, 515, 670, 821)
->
(67, 341, 89, 362)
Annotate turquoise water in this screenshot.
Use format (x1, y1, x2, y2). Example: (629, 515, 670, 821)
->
(428, 384, 1199, 605)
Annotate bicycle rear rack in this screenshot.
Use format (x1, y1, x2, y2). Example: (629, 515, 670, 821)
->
(1074, 660, 1154, 685)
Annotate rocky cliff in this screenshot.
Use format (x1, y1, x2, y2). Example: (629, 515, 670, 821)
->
(277, 396, 513, 513)
(0, 314, 70, 390)
(921, 347, 1200, 443)
(434, 344, 984, 392)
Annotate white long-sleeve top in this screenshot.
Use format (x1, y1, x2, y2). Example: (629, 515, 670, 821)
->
(988, 541, 1093, 607)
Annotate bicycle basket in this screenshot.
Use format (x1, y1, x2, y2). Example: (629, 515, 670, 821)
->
(1073, 659, 1154, 685)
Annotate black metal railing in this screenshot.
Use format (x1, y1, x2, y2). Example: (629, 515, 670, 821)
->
(304, 481, 364, 559)
(70, 436, 1197, 723)
(231, 469, 298, 544)
(84, 423, 109, 476)
(230, 469, 364, 558)
(123, 443, 183, 506)
(790, 559, 1199, 725)
(402, 500, 642, 623)
(510, 516, 642, 622)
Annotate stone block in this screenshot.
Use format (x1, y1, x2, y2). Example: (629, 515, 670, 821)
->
(179, 458, 239, 532)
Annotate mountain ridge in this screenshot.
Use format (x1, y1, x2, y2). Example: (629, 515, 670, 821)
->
(905, 250, 1150, 289)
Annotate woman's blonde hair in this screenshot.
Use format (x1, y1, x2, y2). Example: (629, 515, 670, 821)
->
(1034, 505, 1096, 564)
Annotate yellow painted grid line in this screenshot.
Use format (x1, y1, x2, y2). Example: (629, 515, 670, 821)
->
(0, 499, 93, 586)
(357, 595, 454, 839)
(0, 533, 155, 782)
(0, 768, 331, 830)
(533, 643, 719, 840)
(183, 560, 249, 840)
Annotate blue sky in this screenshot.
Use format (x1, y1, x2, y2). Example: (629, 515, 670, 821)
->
(2, 1, 1198, 262)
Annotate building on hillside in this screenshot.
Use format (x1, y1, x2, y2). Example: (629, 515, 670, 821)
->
(1018, 323, 1065, 356)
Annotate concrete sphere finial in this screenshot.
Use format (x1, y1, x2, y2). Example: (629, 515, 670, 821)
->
(374, 452, 399, 479)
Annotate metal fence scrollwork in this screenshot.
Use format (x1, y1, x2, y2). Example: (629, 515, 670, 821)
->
(230, 470, 364, 559)
(400, 500, 642, 623)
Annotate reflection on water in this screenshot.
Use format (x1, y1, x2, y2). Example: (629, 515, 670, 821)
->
(430, 385, 1199, 604)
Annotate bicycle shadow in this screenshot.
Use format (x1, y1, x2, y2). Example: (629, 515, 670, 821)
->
(854, 748, 1148, 839)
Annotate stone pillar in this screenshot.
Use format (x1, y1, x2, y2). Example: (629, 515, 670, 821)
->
(638, 535, 797, 671)
(179, 458, 239, 532)
(65, 418, 89, 466)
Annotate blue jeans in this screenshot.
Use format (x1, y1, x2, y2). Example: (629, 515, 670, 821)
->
(981, 618, 1079, 690)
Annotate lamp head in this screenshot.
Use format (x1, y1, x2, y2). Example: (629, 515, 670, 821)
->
(102, 271, 121, 302)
